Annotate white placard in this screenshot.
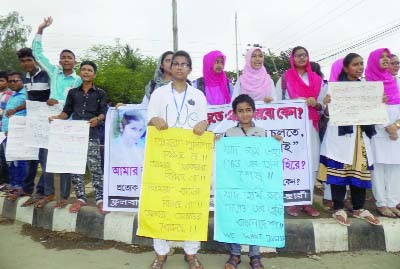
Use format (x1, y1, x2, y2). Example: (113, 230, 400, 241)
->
(46, 120, 89, 174)
(329, 81, 389, 126)
(5, 116, 39, 161)
(25, 100, 63, 148)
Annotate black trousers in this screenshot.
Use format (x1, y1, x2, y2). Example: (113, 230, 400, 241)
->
(331, 184, 366, 210)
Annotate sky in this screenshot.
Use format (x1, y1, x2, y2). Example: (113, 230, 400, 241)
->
(3, 0, 400, 79)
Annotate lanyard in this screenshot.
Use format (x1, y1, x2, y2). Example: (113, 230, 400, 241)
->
(171, 84, 187, 121)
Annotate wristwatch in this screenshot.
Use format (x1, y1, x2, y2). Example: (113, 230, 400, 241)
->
(395, 121, 400, 128)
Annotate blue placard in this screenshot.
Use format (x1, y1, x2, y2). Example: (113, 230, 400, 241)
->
(215, 136, 285, 248)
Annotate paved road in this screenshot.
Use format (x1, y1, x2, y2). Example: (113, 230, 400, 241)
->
(0, 221, 399, 269)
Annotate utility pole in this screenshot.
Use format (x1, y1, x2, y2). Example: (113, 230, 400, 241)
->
(172, 0, 178, 52)
(235, 12, 239, 82)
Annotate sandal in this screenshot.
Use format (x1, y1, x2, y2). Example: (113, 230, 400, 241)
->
(35, 194, 55, 208)
(353, 209, 381, 225)
(184, 255, 204, 269)
(53, 199, 69, 209)
(388, 207, 400, 218)
(302, 205, 320, 217)
(250, 256, 265, 269)
(21, 196, 42, 207)
(6, 190, 27, 201)
(224, 255, 241, 269)
(149, 255, 167, 269)
(286, 205, 299, 217)
(376, 207, 397, 218)
(69, 200, 86, 213)
(332, 209, 350, 226)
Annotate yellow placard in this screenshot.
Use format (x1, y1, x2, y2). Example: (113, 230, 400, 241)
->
(137, 127, 214, 241)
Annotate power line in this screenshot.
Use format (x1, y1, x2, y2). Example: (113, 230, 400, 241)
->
(316, 23, 400, 62)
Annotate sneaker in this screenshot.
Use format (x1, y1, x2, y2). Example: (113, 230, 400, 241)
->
(286, 205, 299, 217)
(302, 205, 320, 217)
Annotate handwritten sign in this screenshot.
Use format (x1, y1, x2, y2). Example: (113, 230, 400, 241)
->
(208, 100, 312, 205)
(215, 137, 285, 247)
(328, 81, 389, 126)
(46, 120, 89, 174)
(25, 100, 63, 148)
(137, 127, 213, 241)
(5, 116, 39, 161)
(103, 106, 147, 212)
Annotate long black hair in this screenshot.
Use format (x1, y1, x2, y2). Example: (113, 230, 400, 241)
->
(338, 53, 362, 81)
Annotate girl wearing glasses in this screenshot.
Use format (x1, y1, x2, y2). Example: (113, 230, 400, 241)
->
(276, 46, 324, 217)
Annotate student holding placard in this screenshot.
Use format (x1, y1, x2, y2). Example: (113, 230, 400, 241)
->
(366, 48, 400, 217)
(49, 61, 107, 214)
(146, 50, 208, 269)
(318, 53, 381, 226)
(276, 46, 322, 217)
(222, 94, 282, 269)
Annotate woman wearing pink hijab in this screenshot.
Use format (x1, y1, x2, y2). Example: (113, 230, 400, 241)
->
(366, 48, 400, 218)
(276, 46, 323, 217)
(193, 50, 232, 105)
(232, 47, 276, 102)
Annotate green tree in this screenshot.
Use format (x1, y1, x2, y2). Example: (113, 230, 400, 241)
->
(82, 41, 157, 104)
(0, 11, 31, 71)
(264, 49, 291, 83)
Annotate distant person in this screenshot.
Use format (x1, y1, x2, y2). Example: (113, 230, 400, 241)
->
(193, 50, 232, 105)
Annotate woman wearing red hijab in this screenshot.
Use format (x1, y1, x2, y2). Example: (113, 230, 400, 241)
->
(276, 46, 323, 217)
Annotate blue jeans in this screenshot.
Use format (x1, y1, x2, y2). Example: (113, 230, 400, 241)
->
(22, 148, 48, 195)
(230, 243, 260, 258)
(9, 161, 28, 189)
(44, 172, 71, 199)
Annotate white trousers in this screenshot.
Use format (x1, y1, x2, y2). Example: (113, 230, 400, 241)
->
(372, 163, 400, 207)
(153, 239, 200, 255)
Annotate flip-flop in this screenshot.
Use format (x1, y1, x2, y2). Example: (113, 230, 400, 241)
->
(388, 207, 400, 218)
(21, 196, 41, 207)
(35, 194, 55, 208)
(353, 209, 381, 226)
(332, 209, 350, 226)
(53, 199, 69, 209)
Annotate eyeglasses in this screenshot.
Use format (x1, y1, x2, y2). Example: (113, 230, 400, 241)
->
(390, 62, 400, 66)
(294, 53, 308, 59)
(9, 79, 22, 83)
(172, 62, 190, 68)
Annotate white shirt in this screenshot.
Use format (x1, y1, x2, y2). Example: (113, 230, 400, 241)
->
(147, 82, 207, 129)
